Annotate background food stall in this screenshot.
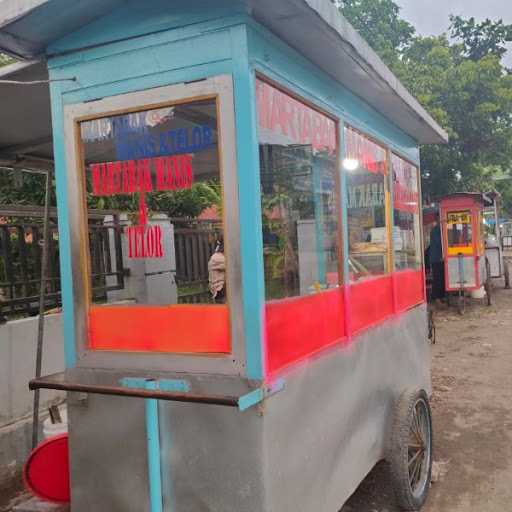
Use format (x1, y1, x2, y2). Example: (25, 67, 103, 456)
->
(0, 1, 448, 511)
(481, 191, 509, 287)
(439, 193, 491, 310)
(439, 193, 509, 313)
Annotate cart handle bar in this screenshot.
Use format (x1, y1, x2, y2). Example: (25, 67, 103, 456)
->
(29, 373, 285, 411)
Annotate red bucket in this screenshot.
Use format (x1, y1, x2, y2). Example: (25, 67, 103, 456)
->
(23, 433, 70, 504)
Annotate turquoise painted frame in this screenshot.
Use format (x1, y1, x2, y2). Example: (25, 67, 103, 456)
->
(246, 21, 420, 166)
(49, 80, 77, 368)
(47, 5, 422, 380)
(245, 19, 425, 359)
(229, 25, 266, 380)
(47, 14, 266, 380)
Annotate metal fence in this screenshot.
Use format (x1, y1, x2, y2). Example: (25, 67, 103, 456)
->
(0, 205, 124, 321)
(0, 206, 223, 318)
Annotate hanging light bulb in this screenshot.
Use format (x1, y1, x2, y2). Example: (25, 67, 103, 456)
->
(342, 158, 359, 171)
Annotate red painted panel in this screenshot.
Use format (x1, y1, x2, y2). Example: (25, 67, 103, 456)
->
(350, 275, 394, 334)
(266, 289, 345, 376)
(89, 305, 230, 353)
(394, 269, 425, 313)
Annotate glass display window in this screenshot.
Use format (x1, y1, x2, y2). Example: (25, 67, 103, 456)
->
(79, 98, 228, 308)
(391, 154, 422, 270)
(344, 126, 389, 281)
(256, 79, 341, 299)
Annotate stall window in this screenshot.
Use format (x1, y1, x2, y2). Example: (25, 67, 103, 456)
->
(256, 79, 340, 300)
(392, 154, 422, 270)
(80, 98, 227, 307)
(344, 126, 389, 281)
(447, 211, 473, 251)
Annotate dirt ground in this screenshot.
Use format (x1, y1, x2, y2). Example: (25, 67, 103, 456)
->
(342, 279, 512, 512)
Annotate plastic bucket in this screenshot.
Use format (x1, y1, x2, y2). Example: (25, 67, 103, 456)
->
(42, 408, 68, 439)
(471, 286, 486, 299)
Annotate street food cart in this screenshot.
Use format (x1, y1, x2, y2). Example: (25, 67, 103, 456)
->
(481, 191, 508, 283)
(0, 1, 447, 511)
(439, 193, 500, 312)
(439, 193, 509, 312)
(502, 221, 512, 250)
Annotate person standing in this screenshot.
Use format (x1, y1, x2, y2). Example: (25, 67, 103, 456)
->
(429, 214, 445, 303)
(208, 239, 226, 303)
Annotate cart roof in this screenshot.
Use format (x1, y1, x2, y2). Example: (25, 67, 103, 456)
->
(440, 192, 499, 208)
(0, 0, 448, 169)
(0, 59, 53, 170)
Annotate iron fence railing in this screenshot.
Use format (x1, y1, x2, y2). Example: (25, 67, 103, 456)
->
(0, 206, 125, 321)
(0, 207, 224, 319)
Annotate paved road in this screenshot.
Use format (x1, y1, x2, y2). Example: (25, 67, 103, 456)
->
(342, 280, 512, 511)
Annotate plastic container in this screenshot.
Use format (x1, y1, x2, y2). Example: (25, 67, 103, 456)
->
(471, 286, 486, 299)
(42, 408, 68, 439)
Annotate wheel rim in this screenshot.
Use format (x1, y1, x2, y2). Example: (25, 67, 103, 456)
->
(407, 398, 431, 498)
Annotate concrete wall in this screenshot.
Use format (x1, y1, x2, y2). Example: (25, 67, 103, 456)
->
(0, 313, 65, 492)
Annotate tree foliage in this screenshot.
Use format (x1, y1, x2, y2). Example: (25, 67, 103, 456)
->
(450, 15, 512, 61)
(0, 53, 14, 67)
(0, 170, 49, 206)
(334, 0, 512, 213)
(337, 0, 414, 66)
(400, 38, 512, 203)
(86, 180, 221, 219)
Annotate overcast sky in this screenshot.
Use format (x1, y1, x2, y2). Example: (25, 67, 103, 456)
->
(395, 0, 512, 64)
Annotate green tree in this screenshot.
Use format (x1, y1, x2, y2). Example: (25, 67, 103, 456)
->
(400, 38, 512, 203)
(334, 0, 512, 213)
(336, 0, 414, 67)
(88, 180, 220, 219)
(0, 170, 49, 206)
(450, 16, 512, 61)
(0, 53, 14, 67)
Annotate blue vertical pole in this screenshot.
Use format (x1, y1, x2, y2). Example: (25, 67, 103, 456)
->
(387, 150, 395, 273)
(230, 25, 266, 380)
(49, 81, 77, 369)
(145, 380, 163, 512)
(313, 157, 326, 287)
(339, 123, 352, 341)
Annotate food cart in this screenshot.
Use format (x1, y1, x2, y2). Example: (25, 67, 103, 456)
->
(0, 1, 448, 511)
(502, 221, 512, 250)
(481, 191, 509, 285)
(439, 193, 507, 312)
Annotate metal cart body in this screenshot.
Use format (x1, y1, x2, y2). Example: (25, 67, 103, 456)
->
(3, 1, 447, 510)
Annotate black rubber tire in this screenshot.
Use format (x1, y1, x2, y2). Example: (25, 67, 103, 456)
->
(389, 389, 433, 511)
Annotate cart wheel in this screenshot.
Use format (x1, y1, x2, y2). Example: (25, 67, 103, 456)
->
(485, 258, 492, 307)
(389, 389, 433, 511)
